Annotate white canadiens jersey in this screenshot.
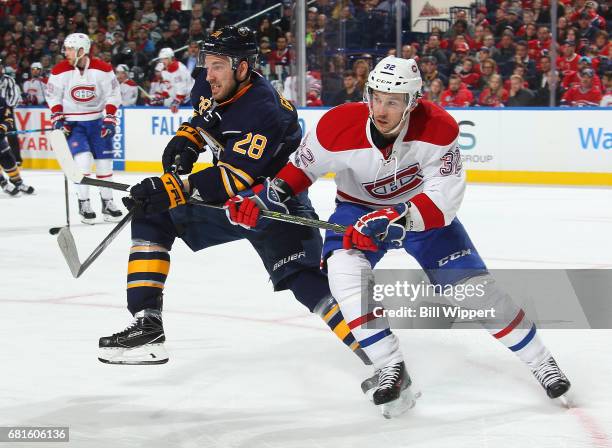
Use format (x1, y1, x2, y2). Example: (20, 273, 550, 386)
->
(290, 101, 465, 231)
(161, 61, 193, 104)
(23, 78, 47, 104)
(119, 79, 138, 106)
(46, 58, 121, 121)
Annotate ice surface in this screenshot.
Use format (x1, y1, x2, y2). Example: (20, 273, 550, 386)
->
(1, 171, 611, 448)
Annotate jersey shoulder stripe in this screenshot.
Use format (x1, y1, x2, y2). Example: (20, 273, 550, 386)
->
(88, 58, 113, 73)
(316, 102, 370, 152)
(51, 61, 74, 76)
(404, 100, 459, 147)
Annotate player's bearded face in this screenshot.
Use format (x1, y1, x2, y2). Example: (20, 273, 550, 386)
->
(204, 54, 238, 102)
(370, 91, 408, 135)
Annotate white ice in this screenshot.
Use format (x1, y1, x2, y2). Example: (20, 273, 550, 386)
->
(1, 171, 611, 448)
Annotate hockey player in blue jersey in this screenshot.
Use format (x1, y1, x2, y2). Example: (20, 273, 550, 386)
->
(0, 96, 35, 196)
(98, 26, 369, 367)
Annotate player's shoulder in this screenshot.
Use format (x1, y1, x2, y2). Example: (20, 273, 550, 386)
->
(51, 60, 74, 76)
(315, 102, 370, 152)
(88, 58, 113, 73)
(238, 73, 289, 121)
(125, 79, 138, 87)
(167, 61, 180, 73)
(192, 66, 204, 80)
(404, 99, 459, 147)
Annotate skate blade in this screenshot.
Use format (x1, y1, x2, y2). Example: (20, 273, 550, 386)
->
(380, 389, 422, 419)
(103, 214, 123, 223)
(558, 392, 573, 409)
(98, 343, 169, 365)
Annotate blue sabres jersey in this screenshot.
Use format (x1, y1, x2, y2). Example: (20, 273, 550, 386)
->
(0, 97, 14, 130)
(187, 68, 302, 203)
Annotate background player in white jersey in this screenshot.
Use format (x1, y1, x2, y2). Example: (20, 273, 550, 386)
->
(226, 56, 571, 418)
(148, 63, 171, 106)
(157, 47, 193, 113)
(46, 33, 123, 224)
(115, 64, 138, 106)
(22, 62, 47, 105)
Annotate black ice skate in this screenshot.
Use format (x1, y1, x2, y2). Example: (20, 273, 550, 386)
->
(0, 177, 19, 196)
(78, 199, 96, 224)
(366, 361, 420, 419)
(98, 309, 168, 365)
(11, 180, 35, 195)
(531, 355, 571, 400)
(101, 198, 123, 222)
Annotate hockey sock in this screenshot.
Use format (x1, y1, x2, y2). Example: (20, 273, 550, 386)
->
(5, 164, 22, 185)
(74, 152, 93, 200)
(285, 269, 370, 364)
(127, 240, 170, 315)
(95, 158, 114, 200)
(460, 275, 550, 368)
(327, 249, 403, 370)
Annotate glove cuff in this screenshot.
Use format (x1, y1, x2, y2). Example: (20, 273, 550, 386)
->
(160, 172, 187, 208)
(176, 123, 205, 150)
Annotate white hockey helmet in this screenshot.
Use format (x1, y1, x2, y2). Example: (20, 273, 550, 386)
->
(63, 33, 91, 60)
(31, 62, 43, 70)
(158, 47, 175, 60)
(115, 64, 129, 73)
(365, 56, 423, 133)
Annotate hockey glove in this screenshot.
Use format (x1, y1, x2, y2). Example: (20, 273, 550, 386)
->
(161, 122, 205, 174)
(224, 178, 289, 230)
(170, 99, 181, 114)
(100, 114, 117, 139)
(343, 203, 409, 252)
(51, 112, 72, 136)
(124, 172, 187, 215)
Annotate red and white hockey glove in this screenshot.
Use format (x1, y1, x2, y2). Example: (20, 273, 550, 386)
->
(343, 203, 409, 251)
(224, 179, 289, 230)
(100, 114, 117, 139)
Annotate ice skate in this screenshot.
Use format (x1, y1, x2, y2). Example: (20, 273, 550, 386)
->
(0, 177, 19, 196)
(531, 355, 571, 402)
(369, 361, 420, 419)
(78, 199, 96, 224)
(101, 198, 123, 222)
(12, 180, 35, 195)
(98, 308, 168, 365)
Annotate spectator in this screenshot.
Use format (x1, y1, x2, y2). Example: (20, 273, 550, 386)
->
(421, 56, 448, 93)
(188, 19, 206, 42)
(576, 12, 597, 42)
(495, 31, 517, 67)
(278, 4, 293, 34)
(505, 41, 537, 86)
(440, 75, 474, 107)
(182, 41, 199, 73)
(479, 74, 508, 107)
(458, 57, 481, 90)
(507, 74, 535, 106)
(423, 78, 444, 105)
(401, 44, 418, 60)
(561, 68, 603, 106)
(141, 0, 159, 29)
(321, 53, 346, 105)
(267, 35, 293, 78)
(496, 8, 523, 37)
(331, 70, 362, 106)
(256, 16, 281, 44)
(528, 26, 553, 61)
(533, 55, 562, 106)
(562, 56, 603, 90)
(482, 34, 501, 61)
(205, 3, 229, 34)
(600, 71, 612, 106)
(422, 34, 449, 69)
(557, 40, 580, 75)
(352, 58, 370, 92)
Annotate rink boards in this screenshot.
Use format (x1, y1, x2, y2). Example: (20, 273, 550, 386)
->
(16, 105, 612, 186)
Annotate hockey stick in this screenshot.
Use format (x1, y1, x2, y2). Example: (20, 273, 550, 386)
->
(57, 209, 134, 278)
(6, 127, 54, 135)
(49, 176, 70, 235)
(137, 85, 153, 99)
(49, 130, 347, 234)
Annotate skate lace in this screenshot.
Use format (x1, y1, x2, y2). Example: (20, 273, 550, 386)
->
(533, 357, 565, 388)
(112, 317, 141, 338)
(378, 364, 401, 390)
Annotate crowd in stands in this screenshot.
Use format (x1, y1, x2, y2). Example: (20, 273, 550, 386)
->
(0, 0, 610, 108)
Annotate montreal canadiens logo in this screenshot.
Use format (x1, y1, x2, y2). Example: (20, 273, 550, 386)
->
(70, 85, 96, 102)
(363, 163, 423, 200)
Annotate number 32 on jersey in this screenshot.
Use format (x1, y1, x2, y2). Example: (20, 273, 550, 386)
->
(232, 133, 268, 160)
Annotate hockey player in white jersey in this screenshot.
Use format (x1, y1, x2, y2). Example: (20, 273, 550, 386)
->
(46, 33, 123, 224)
(148, 63, 170, 106)
(226, 56, 571, 418)
(115, 64, 138, 106)
(22, 62, 47, 105)
(157, 47, 193, 113)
